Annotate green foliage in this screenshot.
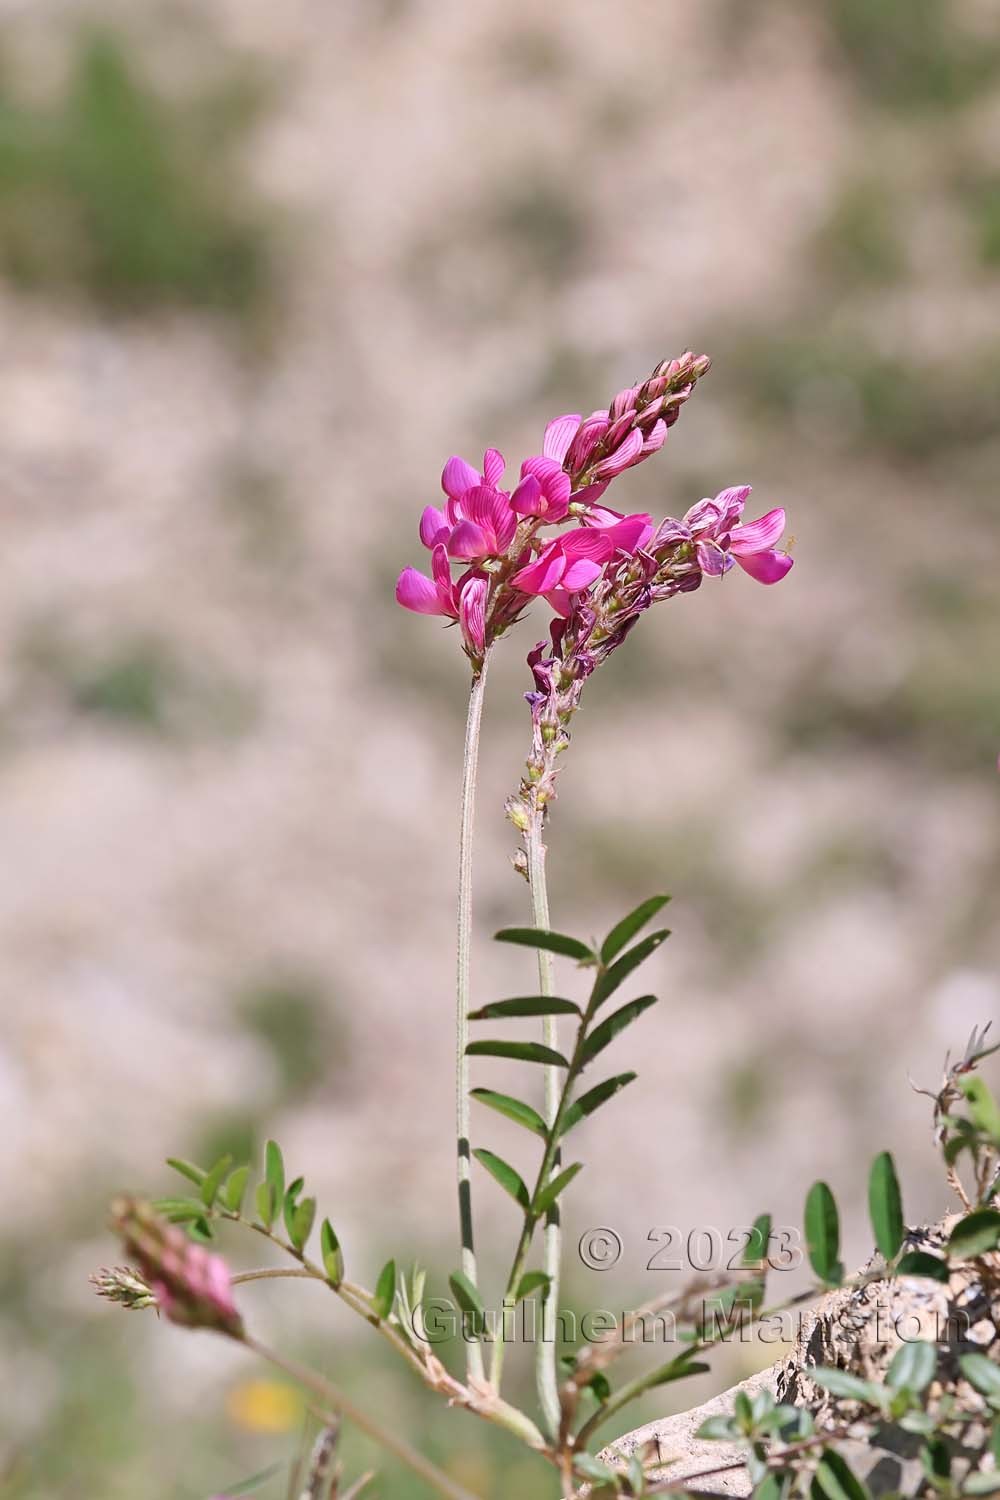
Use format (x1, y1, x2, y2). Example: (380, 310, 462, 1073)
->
(489, 172, 590, 286)
(0, 28, 272, 314)
(239, 975, 338, 1098)
(804, 1181, 844, 1285)
(470, 1087, 548, 1137)
(812, 178, 905, 288)
(494, 927, 596, 962)
(533, 1162, 583, 1214)
(725, 330, 1000, 464)
(820, 0, 1000, 113)
(372, 1258, 397, 1320)
(868, 1151, 905, 1261)
(600, 894, 670, 964)
(948, 1209, 1000, 1260)
(473, 1148, 530, 1209)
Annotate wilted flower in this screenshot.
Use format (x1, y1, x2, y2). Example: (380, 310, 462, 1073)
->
(90, 1264, 158, 1311)
(675, 487, 794, 585)
(110, 1197, 243, 1338)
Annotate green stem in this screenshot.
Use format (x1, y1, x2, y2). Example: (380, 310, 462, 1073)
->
(456, 652, 491, 1385)
(241, 1335, 481, 1500)
(525, 809, 562, 1434)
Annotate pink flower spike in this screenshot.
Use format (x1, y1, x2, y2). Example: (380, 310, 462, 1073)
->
(543, 413, 582, 464)
(482, 448, 505, 486)
(441, 454, 480, 501)
(419, 505, 449, 549)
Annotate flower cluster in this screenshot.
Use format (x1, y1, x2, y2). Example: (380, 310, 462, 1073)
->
(110, 1197, 243, 1337)
(395, 352, 713, 665)
(507, 487, 793, 826)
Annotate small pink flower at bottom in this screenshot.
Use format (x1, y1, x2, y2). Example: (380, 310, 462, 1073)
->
(395, 546, 488, 655)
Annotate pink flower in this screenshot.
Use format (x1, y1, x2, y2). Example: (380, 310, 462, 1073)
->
(584, 507, 654, 553)
(418, 450, 517, 563)
(395, 546, 488, 653)
(683, 487, 793, 584)
(511, 513, 653, 616)
(446, 485, 518, 561)
(510, 456, 572, 522)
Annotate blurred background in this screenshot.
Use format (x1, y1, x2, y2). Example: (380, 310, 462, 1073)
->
(2, 1, 999, 1496)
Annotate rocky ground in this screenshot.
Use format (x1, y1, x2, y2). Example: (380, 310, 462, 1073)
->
(1, 2, 999, 1496)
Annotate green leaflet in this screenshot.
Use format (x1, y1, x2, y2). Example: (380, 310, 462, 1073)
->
(473, 1148, 530, 1209)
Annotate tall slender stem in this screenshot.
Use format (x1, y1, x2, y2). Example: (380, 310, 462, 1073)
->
(456, 650, 491, 1384)
(526, 809, 562, 1436)
(241, 1335, 480, 1500)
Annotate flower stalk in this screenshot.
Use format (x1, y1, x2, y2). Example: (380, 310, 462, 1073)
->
(526, 809, 563, 1436)
(456, 649, 492, 1383)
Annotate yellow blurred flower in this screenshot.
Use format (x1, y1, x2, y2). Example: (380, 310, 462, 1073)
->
(225, 1378, 303, 1434)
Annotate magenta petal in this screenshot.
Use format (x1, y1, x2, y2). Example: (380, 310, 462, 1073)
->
(566, 416, 608, 473)
(511, 473, 543, 515)
(735, 548, 794, 584)
(559, 528, 614, 562)
(462, 485, 500, 530)
(543, 413, 581, 464)
(729, 507, 786, 555)
(641, 418, 667, 455)
(611, 385, 640, 419)
(521, 454, 560, 482)
(713, 485, 752, 530)
(584, 505, 624, 528)
(684, 497, 724, 533)
(696, 541, 730, 577)
(571, 480, 610, 507)
(458, 575, 488, 651)
(396, 566, 444, 615)
(419, 505, 449, 549)
(441, 454, 479, 501)
(560, 556, 604, 590)
(593, 427, 643, 479)
(543, 588, 575, 618)
(482, 448, 505, 486)
(603, 513, 654, 553)
(448, 519, 490, 560)
(493, 497, 518, 551)
(512, 543, 568, 596)
(431, 542, 452, 591)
